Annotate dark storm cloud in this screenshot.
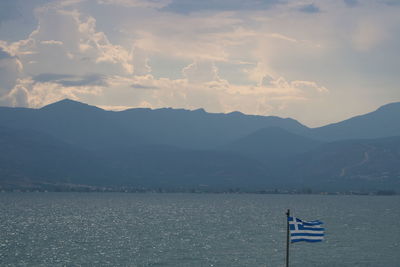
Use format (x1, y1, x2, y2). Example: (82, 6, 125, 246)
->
(162, 0, 284, 14)
(0, 48, 13, 60)
(34, 73, 71, 82)
(131, 83, 158, 90)
(298, 3, 320, 13)
(33, 73, 107, 87)
(344, 0, 358, 7)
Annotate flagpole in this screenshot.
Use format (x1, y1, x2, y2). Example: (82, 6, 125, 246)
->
(286, 209, 290, 267)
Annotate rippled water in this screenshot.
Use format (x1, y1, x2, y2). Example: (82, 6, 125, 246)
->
(0, 193, 399, 266)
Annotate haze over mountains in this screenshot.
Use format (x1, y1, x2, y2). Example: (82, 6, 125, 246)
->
(1, 99, 399, 192)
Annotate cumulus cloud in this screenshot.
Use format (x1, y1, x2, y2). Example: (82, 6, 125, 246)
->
(182, 61, 219, 84)
(0, 0, 399, 126)
(0, 4, 136, 107)
(0, 78, 31, 107)
(0, 48, 23, 99)
(0, 0, 334, 122)
(5, 77, 103, 108)
(97, 64, 328, 121)
(6, 7, 134, 77)
(131, 47, 152, 75)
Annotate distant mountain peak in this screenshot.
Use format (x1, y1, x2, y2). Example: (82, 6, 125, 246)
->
(40, 99, 103, 112)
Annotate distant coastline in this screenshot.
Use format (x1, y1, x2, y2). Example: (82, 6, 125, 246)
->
(1, 184, 396, 196)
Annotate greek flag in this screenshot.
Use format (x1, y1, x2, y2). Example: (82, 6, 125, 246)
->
(288, 216, 324, 243)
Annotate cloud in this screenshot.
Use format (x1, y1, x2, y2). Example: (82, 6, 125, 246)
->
(100, 66, 328, 121)
(182, 60, 219, 84)
(0, 47, 23, 98)
(162, 0, 282, 14)
(131, 12, 241, 62)
(131, 47, 152, 75)
(0, 78, 30, 107)
(40, 40, 64, 45)
(97, 104, 135, 111)
(0, 0, 330, 120)
(1, 0, 399, 127)
(1, 76, 104, 108)
(0, 4, 136, 107)
(131, 83, 157, 89)
(33, 73, 107, 87)
(344, 0, 358, 7)
(5, 7, 135, 77)
(298, 3, 320, 13)
(98, 0, 171, 9)
(0, 47, 13, 59)
(33, 73, 71, 82)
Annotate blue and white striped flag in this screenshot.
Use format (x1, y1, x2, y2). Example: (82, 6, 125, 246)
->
(288, 216, 324, 243)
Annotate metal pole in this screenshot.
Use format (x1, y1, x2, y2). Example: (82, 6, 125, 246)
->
(286, 209, 290, 267)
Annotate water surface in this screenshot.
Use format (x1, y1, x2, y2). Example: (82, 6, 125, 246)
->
(0, 193, 399, 266)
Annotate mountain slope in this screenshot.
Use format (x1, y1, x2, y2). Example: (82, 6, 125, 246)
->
(96, 145, 270, 189)
(275, 136, 400, 190)
(0, 126, 271, 190)
(220, 127, 321, 161)
(311, 102, 400, 141)
(0, 126, 109, 187)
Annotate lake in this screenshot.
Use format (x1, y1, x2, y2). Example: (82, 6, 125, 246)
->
(0, 193, 399, 266)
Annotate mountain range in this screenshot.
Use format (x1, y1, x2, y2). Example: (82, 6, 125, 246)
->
(1, 99, 399, 192)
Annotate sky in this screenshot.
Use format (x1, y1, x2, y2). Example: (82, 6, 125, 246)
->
(0, 0, 399, 127)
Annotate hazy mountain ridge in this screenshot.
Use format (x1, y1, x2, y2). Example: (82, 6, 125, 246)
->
(310, 102, 400, 141)
(0, 99, 308, 150)
(1, 99, 400, 191)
